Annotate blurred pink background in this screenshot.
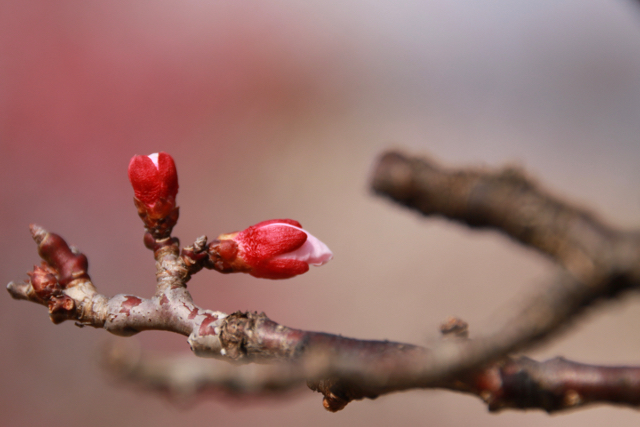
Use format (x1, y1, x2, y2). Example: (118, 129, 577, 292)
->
(2, 1, 640, 426)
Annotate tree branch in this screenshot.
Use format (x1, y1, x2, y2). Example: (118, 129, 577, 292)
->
(102, 321, 640, 413)
(371, 151, 640, 285)
(368, 150, 640, 380)
(8, 149, 640, 413)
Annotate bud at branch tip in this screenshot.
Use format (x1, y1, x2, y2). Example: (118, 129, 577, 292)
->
(128, 152, 180, 238)
(210, 219, 332, 279)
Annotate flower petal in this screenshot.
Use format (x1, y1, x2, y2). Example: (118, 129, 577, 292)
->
(275, 229, 333, 266)
(251, 219, 303, 228)
(156, 152, 179, 199)
(237, 223, 308, 262)
(128, 155, 161, 206)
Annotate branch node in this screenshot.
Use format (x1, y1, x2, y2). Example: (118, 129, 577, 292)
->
(440, 317, 469, 339)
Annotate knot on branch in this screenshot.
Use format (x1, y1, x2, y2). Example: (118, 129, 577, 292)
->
(440, 316, 470, 339)
(219, 311, 267, 361)
(307, 376, 387, 412)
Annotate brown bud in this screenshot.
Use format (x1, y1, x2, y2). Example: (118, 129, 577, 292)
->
(30, 225, 90, 287)
(182, 249, 207, 266)
(27, 265, 62, 301)
(180, 236, 210, 278)
(48, 295, 76, 324)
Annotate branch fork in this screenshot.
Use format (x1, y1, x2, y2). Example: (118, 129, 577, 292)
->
(8, 149, 640, 413)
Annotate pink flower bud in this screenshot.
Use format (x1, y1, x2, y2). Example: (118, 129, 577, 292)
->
(128, 152, 179, 217)
(215, 219, 332, 279)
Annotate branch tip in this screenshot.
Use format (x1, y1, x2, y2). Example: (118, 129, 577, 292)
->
(29, 223, 47, 245)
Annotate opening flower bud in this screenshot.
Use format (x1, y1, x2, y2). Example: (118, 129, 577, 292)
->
(214, 219, 332, 279)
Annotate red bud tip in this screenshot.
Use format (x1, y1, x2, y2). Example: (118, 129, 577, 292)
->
(128, 152, 179, 213)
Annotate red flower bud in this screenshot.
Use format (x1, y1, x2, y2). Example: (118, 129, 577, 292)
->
(128, 152, 178, 213)
(214, 219, 332, 279)
(128, 152, 179, 237)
